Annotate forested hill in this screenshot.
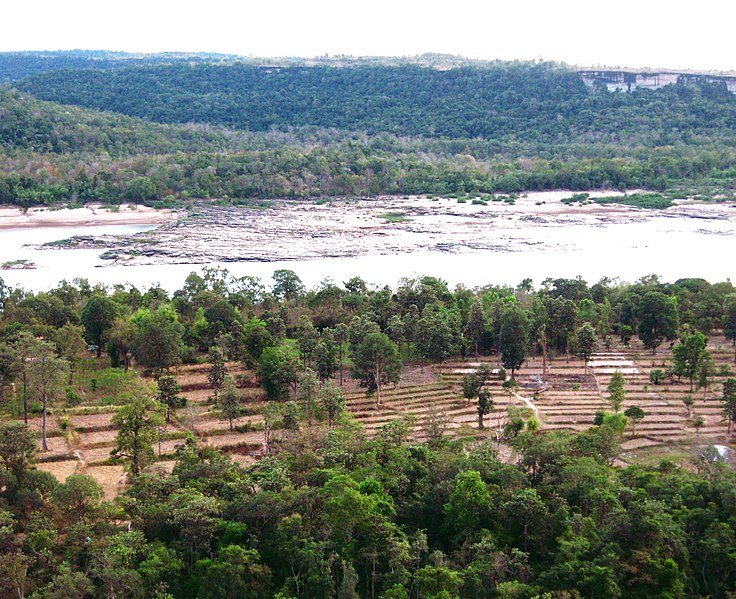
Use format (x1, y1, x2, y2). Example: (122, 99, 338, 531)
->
(15, 61, 736, 145)
(0, 87, 270, 156)
(0, 50, 236, 83)
(4, 55, 736, 207)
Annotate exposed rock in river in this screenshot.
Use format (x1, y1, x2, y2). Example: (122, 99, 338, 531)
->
(25, 193, 735, 267)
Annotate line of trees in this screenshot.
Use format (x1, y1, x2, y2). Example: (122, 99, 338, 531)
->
(3, 270, 736, 418)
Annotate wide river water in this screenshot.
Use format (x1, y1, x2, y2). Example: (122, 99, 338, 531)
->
(1, 215, 734, 292)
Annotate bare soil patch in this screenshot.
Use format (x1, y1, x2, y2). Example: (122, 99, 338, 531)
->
(35, 460, 79, 482)
(85, 465, 127, 499)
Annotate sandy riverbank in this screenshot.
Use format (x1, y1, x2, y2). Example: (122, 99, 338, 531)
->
(0, 204, 179, 229)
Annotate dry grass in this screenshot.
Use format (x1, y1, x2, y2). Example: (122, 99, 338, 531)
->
(71, 413, 116, 428)
(35, 460, 79, 482)
(85, 465, 127, 499)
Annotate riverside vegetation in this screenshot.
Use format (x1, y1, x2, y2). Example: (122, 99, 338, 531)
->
(2, 54, 736, 208)
(0, 270, 736, 597)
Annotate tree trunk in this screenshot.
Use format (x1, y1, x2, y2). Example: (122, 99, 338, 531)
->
(375, 365, 382, 405)
(542, 344, 548, 378)
(41, 399, 48, 451)
(22, 373, 28, 425)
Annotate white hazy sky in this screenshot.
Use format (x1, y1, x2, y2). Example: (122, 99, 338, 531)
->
(3, 0, 735, 71)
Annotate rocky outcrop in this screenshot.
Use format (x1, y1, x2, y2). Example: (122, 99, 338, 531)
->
(25, 194, 735, 267)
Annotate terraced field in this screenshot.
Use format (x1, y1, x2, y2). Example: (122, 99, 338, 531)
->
(33, 336, 735, 496)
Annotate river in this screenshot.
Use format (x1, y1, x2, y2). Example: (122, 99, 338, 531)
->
(1, 211, 734, 292)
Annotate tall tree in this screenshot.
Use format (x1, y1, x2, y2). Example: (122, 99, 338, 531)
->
(334, 322, 350, 386)
(637, 291, 679, 354)
(417, 305, 463, 371)
(545, 296, 577, 354)
(466, 299, 487, 357)
(80, 294, 121, 358)
(0, 421, 37, 484)
(298, 368, 320, 425)
(499, 304, 530, 379)
(351, 332, 401, 404)
(295, 314, 319, 367)
(721, 378, 736, 437)
(320, 383, 346, 427)
(157, 375, 185, 423)
(444, 470, 491, 540)
(50, 323, 85, 384)
(9, 332, 54, 424)
(207, 345, 227, 403)
(219, 375, 241, 430)
(130, 307, 184, 378)
(112, 396, 166, 475)
(28, 350, 69, 451)
(241, 317, 274, 367)
(672, 331, 709, 391)
(259, 345, 299, 401)
(723, 295, 736, 362)
(106, 317, 136, 371)
(477, 389, 494, 429)
(575, 322, 597, 373)
(315, 329, 339, 383)
(271, 269, 305, 301)
(462, 364, 493, 428)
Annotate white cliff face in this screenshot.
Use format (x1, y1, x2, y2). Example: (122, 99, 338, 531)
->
(578, 69, 736, 93)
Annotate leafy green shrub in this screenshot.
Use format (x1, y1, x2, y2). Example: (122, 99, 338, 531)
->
(649, 369, 665, 384)
(593, 193, 673, 209)
(65, 387, 83, 406)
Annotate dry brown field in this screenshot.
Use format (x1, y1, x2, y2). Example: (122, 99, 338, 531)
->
(32, 337, 735, 498)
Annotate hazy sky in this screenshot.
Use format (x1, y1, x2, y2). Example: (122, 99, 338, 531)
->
(4, 0, 734, 71)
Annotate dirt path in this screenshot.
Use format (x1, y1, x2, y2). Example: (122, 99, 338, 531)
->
(514, 392, 540, 418)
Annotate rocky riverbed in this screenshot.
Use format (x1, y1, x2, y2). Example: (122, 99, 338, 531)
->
(29, 192, 735, 267)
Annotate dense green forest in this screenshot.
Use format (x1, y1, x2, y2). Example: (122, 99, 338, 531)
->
(1, 270, 736, 597)
(2, 55, 736, 207)
(16, 62, 736, 143)
(0, 51, 236, 84)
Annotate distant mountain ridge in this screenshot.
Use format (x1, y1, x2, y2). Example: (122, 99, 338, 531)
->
(0, 50, 238, 83)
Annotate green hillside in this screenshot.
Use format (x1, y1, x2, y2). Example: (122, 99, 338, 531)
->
(2, 55, 736, 207)
(0, 50, 236, 83)
(16, 61, 736, 146)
